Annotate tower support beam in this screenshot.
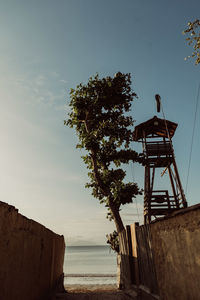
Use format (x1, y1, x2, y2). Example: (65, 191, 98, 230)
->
(133, 116, 188, 224)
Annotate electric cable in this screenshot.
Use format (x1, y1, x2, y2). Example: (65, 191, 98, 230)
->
(185, 83, 200, 196)
(130, 161, 141, 223)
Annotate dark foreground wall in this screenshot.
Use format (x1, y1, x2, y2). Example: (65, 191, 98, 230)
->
(0, 201, 65, 300)
(150, 204, 200, 300)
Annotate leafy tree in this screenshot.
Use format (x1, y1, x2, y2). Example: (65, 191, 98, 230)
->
(65, 72, 141, 246)
(183, 19, 200, 65)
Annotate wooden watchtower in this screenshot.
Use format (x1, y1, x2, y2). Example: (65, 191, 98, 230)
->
(133, 116, 188, 224)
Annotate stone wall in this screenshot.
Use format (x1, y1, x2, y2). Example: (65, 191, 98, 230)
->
(0, 201, 65, 300)
(150, 204, 200, 300)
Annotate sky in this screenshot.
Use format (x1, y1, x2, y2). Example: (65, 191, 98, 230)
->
(0, 0, 200, 245)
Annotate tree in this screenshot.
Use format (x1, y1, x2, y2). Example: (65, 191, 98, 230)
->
(65, 72, 141, 248)
(183, 19, 200, 65)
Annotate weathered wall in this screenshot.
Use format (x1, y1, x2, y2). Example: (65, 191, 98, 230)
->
(0, 201, 65, 300)
(150, 205, 200, 300)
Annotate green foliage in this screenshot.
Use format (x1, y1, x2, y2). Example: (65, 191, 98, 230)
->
(106, 230, 119, 254)
(65, 72, 141, 223)
(183, 19, 200, 65)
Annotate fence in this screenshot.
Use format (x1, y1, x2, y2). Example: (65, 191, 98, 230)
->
(135, 224, 159, 298)
(119, 224, 159, 299)
(121, 204, 200, 300)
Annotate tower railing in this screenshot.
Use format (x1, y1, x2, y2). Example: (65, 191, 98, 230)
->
(144, 141, 173, 158)
(133, 116, 188, 223)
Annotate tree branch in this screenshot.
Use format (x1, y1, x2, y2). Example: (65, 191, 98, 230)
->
(84, 119, 125, 233)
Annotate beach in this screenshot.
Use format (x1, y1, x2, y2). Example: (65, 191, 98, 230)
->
(54, 285, 137, 299)
(65, 284, 117, 293)
(64, 245, 117, 287)
(57, 246, 137, 298)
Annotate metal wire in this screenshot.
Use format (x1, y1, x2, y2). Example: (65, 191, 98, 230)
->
(130, 161, 141, 223)
(185, 83, 200, 196)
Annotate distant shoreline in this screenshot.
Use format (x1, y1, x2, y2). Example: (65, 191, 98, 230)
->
(65, 274, 116, 278)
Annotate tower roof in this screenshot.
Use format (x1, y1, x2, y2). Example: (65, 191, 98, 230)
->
(133, 116, 178, 141)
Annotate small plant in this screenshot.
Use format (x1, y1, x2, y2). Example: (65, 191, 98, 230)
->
(106, 230, 120, 254)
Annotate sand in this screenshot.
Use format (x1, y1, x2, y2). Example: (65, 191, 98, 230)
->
(65, 284, 118, 293)
(52, 285, 137, 299)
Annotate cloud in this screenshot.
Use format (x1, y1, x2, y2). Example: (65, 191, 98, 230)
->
(55, 103, 69, 112)
(64, 174, 84, 183)
(25, 73, 66, 107)
(65, 236, 98, 246)
(2, 70, 68, 110)
(35, 74, 46, 86)
(49, 71, 60, 78)
(59, 79, 68, 84)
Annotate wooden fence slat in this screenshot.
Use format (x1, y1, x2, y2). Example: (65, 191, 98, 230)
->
(135, 224, 159, 295)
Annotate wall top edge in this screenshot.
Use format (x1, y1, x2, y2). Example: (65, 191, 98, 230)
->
(0, 200, 64, 239)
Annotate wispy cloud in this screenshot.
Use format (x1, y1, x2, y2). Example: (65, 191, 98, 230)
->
(65, 236, 99, 246)
(64, 174, 84, 183)
(59, 79, 68, 84)
(2, 70, 68, 110)
(55, 103, 69, 112)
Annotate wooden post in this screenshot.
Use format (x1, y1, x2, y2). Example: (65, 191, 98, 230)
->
(118, 229, 132, 289)
(172, 157, 187, 208)
(168, 165, 179, 208)
(130, 223, 140, 287)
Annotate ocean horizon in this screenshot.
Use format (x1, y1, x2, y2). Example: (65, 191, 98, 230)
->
(64, 245, 117, 285)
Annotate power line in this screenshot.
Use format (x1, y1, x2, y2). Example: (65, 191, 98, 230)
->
(185, 83, 200, 196)
(130, 161, 141, 223)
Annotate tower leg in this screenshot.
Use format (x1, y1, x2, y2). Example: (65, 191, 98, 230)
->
(172, 158, 187, 208)
(168, 165, 179, 208)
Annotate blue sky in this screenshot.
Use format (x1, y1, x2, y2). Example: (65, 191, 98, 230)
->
(0, 0, 199, 245)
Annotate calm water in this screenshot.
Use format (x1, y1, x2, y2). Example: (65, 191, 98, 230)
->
(64, 245, 117, 285)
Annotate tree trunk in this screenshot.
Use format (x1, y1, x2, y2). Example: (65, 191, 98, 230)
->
(109, 201, 132, 290)
(84, 120, 130, 289)
(109, 200, 125, 234)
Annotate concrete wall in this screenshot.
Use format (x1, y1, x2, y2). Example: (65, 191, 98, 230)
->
(0, 201, 65, 300)
(150, 205, 200, 300)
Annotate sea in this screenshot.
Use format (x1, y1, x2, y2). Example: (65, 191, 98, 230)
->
(64, 245, 117, 286)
